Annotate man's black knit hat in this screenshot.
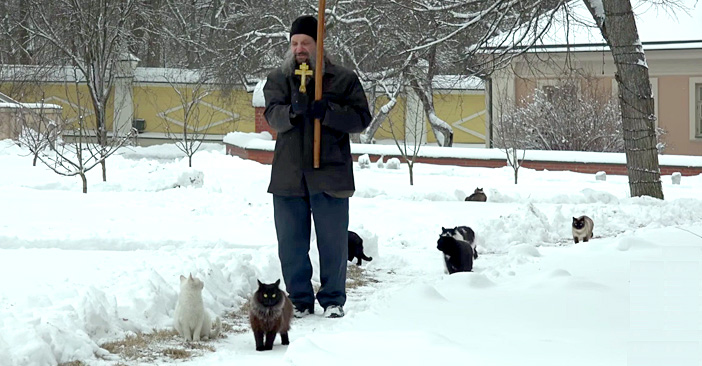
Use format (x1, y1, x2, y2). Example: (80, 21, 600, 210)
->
(290, 15, 317, 41)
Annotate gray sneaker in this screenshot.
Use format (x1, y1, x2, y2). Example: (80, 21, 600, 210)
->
(323, 305, 344, 318)
(293, 305, 313, 318)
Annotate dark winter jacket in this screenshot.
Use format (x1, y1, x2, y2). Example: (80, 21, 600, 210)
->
(263, 60, 372, 196)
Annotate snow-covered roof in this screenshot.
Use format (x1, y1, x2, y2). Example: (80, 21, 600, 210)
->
(0, 91, 19, 103)
(432, 75, 484, 90)
(0, 102, 62, 110)
(494, 0, 702, 52)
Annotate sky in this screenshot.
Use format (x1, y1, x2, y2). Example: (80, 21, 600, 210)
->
(0, 138, 701, 366)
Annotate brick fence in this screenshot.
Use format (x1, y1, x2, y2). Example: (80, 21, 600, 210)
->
(225, 143, 702, 176)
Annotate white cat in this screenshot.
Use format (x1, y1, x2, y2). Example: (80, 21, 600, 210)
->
(173, 274, 221, 341)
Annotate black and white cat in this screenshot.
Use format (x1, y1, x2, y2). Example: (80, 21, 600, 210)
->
(248, 279, 293, 351)
(436, 236, 474, 274)
(348, 230, 373, 266)
(441, 226, 478, 259)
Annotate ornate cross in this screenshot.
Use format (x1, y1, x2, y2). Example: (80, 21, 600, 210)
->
(294, 62, 314, 93)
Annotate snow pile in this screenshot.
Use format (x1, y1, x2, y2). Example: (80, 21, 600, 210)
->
(0, 139, 701, 365)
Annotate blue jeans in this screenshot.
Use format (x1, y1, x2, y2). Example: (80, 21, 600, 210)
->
(273, 193, 348, 310)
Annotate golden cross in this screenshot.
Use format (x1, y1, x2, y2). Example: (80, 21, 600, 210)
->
(294, 62, 314, 93)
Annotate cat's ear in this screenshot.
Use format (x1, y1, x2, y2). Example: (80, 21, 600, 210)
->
(441, 226, 446, 231)
(274, 279, 281, 287)
(180, 275, 186, 282)
(189, 273, 194, 280)
(257, 279, 263, 287)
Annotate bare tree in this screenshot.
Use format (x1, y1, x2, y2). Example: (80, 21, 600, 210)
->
(583, 0, 664, 199)
(13, 99, 62, 166)
(493, 93, 526, 184)
(22, 0, 141, 182)
(385, 85, 424, 186)
(25, 78, 134, 193)
(156, 69, 238, 167)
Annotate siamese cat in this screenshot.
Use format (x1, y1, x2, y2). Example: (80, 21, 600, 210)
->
(249, 279, 293, 351)
(173, 274, 221, 341)
(348, 230, 373, 266)
(437, 236, 474, 274)
(465, 188, 487, 202)
(441, 226, 478, 259)
(572, 215, 594, 243)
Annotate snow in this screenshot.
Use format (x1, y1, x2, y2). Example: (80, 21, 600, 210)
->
(223, 131, 702, 167)
(0, 102, 62, 110)
(1, 138, 702, 366)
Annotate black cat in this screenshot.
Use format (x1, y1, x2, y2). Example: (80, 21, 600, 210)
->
(440, 226, 478, 259)
(348, 230, 373, 266)
(248, 279, 293, 351)
(437, 236, 474, 274)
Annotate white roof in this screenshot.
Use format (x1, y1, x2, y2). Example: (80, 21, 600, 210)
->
(496, 0, 702, 52)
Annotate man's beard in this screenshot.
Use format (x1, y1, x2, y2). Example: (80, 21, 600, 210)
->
(282, 48, 317, 76)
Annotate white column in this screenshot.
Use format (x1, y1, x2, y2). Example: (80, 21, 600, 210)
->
(113, 53, 139, 137)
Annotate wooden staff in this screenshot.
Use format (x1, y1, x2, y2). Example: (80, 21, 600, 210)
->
(313, 0, 326, 168)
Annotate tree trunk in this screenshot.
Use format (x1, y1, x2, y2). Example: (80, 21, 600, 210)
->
(80, 172, 88, 193)
(101, 160, 107, 182)
(361, 104, 394, 143)
(585, 0, 663, 199)
(411, 79, 453, 147)
(408, 162, 414, 186)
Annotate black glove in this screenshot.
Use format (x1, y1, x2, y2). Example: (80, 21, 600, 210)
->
(310, 99, 328, 121)
(291, 91, 309, 117)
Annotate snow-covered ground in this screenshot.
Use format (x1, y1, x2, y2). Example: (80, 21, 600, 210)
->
(1, 139, 701, 366)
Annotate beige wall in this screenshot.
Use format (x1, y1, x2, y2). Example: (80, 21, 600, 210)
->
(658, 75, 702, 155)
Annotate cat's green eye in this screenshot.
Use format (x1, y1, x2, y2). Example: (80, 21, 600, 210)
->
(263, 294, 268, 298)
(272, 294, 276, 298)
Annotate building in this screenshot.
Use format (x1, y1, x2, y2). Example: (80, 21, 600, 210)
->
(488, 0, 702, 155)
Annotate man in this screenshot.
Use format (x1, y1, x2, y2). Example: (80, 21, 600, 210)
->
(263, 15, 372, 319)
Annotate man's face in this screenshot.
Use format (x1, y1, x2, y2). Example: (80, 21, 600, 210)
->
(291, 34, 316, 65)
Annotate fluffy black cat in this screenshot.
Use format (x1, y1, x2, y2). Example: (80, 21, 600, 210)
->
(348, 230, 373, 266)
(248, 279, 293, 351)
(437, 236, 474, 274)
(440, 226, 478, 259)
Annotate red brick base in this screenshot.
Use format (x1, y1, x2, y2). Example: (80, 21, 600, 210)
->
(225, 143, 702, 176)
(254, 107, 277, 139)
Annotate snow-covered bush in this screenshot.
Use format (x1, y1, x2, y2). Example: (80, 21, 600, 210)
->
(496, 78, 625, 152)
(376, 155, 385, 168)
(358, 153, 371, 169)
(385, 157, 401, 170)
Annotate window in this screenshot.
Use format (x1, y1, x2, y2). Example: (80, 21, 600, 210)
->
(696, 83, 702, 138)
(537, 79, 579, 103)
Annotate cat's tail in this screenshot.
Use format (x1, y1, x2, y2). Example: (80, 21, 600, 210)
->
(362, 254, 373, 262)
(211, 316, 222, 339)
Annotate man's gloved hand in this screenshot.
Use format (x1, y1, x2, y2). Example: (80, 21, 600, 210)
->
(310, 99, 328, 121)
(291, 91, 309, 117)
